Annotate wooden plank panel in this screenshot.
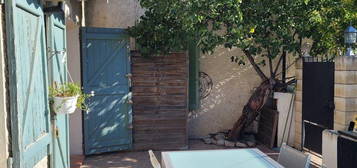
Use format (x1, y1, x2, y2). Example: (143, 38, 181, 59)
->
(132, 51, 188, 150)
(257, 107, 279, 148)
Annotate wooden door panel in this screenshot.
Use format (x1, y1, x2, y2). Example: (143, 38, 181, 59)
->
(81, 27, 132, 155)
(6, 0, 51, 167)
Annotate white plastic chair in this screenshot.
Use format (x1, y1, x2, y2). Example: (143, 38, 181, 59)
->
(278, 143, 311, 168)
(149, 150, 162, 168)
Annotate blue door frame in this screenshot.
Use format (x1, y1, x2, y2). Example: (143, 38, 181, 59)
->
(81, 27, 132, 155)
(46, 12, 70, 168)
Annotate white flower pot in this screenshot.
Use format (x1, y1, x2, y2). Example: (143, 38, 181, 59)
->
(53, 96, 78, 114)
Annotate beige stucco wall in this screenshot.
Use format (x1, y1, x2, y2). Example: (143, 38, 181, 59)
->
(86, 0, 143, 28)
(0, 4, 9, 168)
(188, 47, 270, 138)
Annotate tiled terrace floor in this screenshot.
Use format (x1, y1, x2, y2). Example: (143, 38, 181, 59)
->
(76, 140, 319, 168)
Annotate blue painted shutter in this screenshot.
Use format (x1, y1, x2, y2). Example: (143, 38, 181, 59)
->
(5, 0, 51, 167)
(46, 13, 70, 168)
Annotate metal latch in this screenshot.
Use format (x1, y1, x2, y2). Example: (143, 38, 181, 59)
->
(55, 127, 59, 138)
(126, 73, 132, 87)
(127, 99, 133, 104)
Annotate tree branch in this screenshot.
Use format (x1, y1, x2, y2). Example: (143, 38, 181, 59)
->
(268, 56, 273, 78)
(273, 52, 284, 77)
(243, 50, 269, 81)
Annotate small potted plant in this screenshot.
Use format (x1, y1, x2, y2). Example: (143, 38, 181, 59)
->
(49, 82, 88, 114)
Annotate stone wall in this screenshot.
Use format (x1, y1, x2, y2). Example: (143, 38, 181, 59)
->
(334, 57, 357, 130)
(294, 59, 303, 149)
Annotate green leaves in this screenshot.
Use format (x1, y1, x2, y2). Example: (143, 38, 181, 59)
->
(129, 0, 243, 55)
(129, 0, 357, 62)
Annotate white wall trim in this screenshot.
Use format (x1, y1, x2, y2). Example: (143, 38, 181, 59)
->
(0, 4, 9, 168)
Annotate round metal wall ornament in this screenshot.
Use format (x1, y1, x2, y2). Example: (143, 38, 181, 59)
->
(199, 72, 213, 99)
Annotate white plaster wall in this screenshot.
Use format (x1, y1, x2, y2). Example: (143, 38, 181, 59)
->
(0, 4, 8, 168)
(67, 20, 83, 155)
(322, 130, 338, 168)
(274, 92, 295, 147)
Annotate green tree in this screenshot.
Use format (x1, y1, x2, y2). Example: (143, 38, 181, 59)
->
(129, 0, 357, 140)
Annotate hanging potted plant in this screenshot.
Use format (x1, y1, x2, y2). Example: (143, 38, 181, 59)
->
(49, 82, 88, 114)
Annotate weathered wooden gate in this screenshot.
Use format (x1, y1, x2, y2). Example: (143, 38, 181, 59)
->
(81, 28, 132, 155)
(5, 0, 52, 167)
(302, 60, 334, 154)
(46, 12, 69, 168)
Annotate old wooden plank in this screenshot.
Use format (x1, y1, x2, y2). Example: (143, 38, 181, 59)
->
(132, 52, 188, 150)
(257, 107, 279, 149)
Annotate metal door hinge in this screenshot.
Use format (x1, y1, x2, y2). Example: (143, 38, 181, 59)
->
(7, 157, 13, 168)
(55, 127, 59, 138)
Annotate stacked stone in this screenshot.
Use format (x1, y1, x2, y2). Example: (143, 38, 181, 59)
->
(294, 59, 303, 150)
(334, 57, 357, 131)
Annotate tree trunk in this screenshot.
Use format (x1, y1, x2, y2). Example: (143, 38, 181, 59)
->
(228, 80, 272, 141)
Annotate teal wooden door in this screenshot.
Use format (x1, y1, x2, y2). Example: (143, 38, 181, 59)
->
(5, 0, 51, 167)
(81, 28, 132, 155)
(46, 13, 70, 168)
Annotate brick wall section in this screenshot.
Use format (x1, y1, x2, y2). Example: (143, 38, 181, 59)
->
(334, 57, 357, 130)
(294, 59, 303, 149)
(131, 51, 189, 150)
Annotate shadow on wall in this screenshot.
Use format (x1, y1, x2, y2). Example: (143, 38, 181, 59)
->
(188, 46, 270, 138)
